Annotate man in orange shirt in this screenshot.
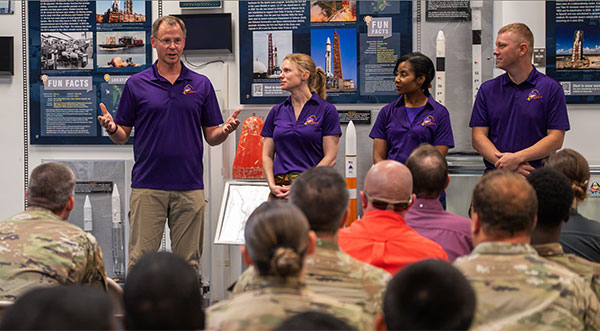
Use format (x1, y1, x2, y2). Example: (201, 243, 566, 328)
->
(338, 160, 448, 274)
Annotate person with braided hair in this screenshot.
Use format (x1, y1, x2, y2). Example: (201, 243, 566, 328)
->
(545, 148, 600, 263)
(206, 201, 372, 330)
(262, 53, 341, 199)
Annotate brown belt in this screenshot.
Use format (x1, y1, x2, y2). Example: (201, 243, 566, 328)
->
(274, 172, 302, 186)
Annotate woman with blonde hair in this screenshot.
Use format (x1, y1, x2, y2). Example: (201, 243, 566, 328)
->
(261, 53, 341, 199)
(206, 201, 371, 330)
(545, 148, 600, 262)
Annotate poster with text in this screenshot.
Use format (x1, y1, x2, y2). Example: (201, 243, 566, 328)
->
(547, 0, 600, 103)
(29, 0, 151, 144)
(239, 0, 412, 104)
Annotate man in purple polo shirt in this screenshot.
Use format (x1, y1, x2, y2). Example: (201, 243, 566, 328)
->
(470, 23, 569, 175)
(405, 144, 473, 262)
(97, 16, 241, 271)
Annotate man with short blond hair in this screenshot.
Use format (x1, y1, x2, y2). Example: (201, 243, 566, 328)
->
(470, 23, 569, 176)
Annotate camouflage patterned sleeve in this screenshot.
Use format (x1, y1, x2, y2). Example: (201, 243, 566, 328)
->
(582, 283, 600, 330)
(82, 233, 108, 291)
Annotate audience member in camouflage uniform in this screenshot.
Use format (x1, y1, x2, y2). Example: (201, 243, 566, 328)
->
(454, 170, 600, 330)
(0, 162, 107, 301)
(528, 167, 600, 300)
(232, 167, 390, 317)
(207, 201, 373, 330)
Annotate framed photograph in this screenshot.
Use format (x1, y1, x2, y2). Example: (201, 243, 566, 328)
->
(214, 180, 270, 245)
(0, 1, 13, 14)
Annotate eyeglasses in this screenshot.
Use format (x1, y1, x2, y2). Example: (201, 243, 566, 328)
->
(155, 37, 184, 46)
(364, 192, 412, 212)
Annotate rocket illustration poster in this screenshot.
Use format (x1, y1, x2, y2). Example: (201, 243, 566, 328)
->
(547, 0, 600, 103)
(239, 0, 412, 104)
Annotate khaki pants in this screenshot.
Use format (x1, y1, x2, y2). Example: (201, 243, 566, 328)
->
(128, 188, 206, 272)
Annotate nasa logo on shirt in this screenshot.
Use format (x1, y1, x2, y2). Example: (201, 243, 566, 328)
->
(183, 84, 196, 95)
(304, 115, 319, 125)
(421, 115, 437, 126)
(527, 89, 542, 101)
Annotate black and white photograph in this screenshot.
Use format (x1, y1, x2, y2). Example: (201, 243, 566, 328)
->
(41, 32, 93, 70)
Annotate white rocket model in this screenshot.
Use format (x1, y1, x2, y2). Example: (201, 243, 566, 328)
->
(83, 195, 93, 232)
(345, 121, 357, 226)
(111, 184, 125, 277)
(325, 37, 333, 77)
(435, 30, 446, 105)
(471, 0, 483, 105)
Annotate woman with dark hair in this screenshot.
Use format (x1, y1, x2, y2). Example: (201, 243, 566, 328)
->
(262, 53, 341, 200)
(206, 201, 371, 330)
(545, 149, 600, 263)
(371, 52, 454, 164)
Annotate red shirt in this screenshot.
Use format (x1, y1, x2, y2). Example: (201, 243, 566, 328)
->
(338, 210, 448, 274)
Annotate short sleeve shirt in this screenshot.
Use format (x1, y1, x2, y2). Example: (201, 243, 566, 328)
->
(261, 92, 342, 175)
(370, 95, 454, 164)
(115, 61, 224, 190)
(469, 67, 570, 171)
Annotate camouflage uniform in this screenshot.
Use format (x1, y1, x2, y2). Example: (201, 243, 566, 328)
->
(207, 276, 373, 330)
(0, 207, 108, 301)
(232, 238, 390, 316)
(534, 242, 600, 301)
(454, 242, 600, 330)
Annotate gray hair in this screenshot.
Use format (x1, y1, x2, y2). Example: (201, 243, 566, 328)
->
(152, 15, 186, 37)
(28, 162, 75, 212)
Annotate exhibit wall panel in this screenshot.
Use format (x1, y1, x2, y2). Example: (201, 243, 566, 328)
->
(0, 1, 25, 219)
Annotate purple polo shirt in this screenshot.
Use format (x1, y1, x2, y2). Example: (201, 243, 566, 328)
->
(470, 66, 570, 171)
(261, 92, 342, 176)
(405, 198, 473, 262)
(370, 95, 454, 164)
(115, 61, 224, 190)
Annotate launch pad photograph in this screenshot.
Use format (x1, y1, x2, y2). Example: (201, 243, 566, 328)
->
(311, 1, 357, 23)
(556, 26, 600, 70)
(96, 0, 145, 24)
(252, 30, 292, 80)
(311, 28, 357, 92)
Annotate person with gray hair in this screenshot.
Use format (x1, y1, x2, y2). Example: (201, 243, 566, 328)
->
(338, 160, 448, 274)
(0, 162, 108, 301)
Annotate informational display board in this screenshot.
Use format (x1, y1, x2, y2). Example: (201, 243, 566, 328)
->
(28, 0, 152, 144)
(546, 0, 600, 104)
(239, 0, 412, 104)
(214, 181, 270, 245)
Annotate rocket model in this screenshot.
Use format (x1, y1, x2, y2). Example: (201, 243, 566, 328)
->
(345, 121, 357, 227)
(325, 37, 333, 77)
(83, 195, 93, 232)
(435, 30, 446, 105)
(111, 184, 125, 277)
(471, 0, 483, 105)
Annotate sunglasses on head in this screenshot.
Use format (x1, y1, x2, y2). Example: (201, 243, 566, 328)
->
(364, 192, 412, 212)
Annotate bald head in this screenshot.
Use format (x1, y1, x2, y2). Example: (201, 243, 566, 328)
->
(364, 160, 413, 202)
